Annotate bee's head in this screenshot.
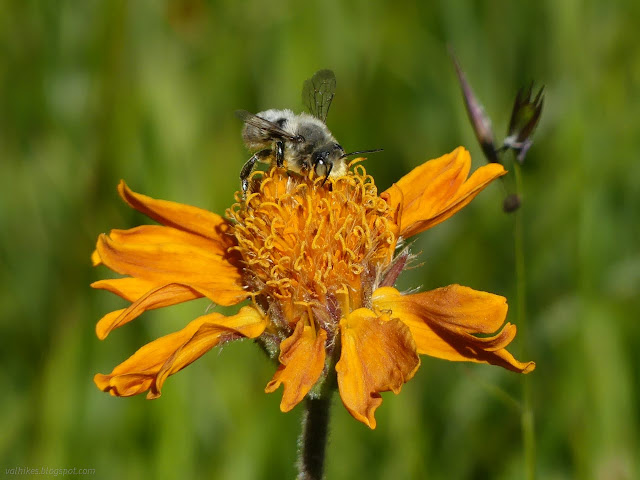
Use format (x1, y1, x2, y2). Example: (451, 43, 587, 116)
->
(312, 143, 345, 178)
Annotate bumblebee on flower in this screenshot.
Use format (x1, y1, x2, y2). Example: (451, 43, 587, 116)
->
(92, 146, 534, 429)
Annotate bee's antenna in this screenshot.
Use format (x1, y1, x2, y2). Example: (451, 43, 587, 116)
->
(340, 148, 383, 159)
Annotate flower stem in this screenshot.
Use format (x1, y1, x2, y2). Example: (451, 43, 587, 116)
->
(297, 394, 332, 480)
(513, 162, 536, 480)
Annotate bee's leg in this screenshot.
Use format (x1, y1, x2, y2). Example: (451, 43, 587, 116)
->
(240, 149, 271, 194)
(275, 140, 285, 168)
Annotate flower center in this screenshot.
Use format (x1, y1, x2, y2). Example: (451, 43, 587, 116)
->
(227, 166, 397, 335)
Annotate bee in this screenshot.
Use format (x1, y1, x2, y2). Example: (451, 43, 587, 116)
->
(236, 69, 381, 193)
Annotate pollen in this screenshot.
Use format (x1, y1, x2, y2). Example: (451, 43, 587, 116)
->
(227, 166, 398, 335)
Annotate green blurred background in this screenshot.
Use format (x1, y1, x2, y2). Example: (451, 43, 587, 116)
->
(1, 0, 639, 478)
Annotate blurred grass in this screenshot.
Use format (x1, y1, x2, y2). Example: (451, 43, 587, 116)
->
(1, 0, 639, 478)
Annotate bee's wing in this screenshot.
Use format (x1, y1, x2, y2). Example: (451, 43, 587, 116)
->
(302, 69, 336, 123)
(235, 110, 299, 140)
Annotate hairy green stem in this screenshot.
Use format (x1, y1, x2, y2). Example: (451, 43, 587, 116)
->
(297, 344, 339, 480)
(297, 395, 332, 480)
(513, 162, 536, 480)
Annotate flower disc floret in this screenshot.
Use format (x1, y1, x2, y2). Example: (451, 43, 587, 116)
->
(227, 166, 397, 336)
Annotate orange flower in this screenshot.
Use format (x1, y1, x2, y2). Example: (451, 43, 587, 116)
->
(92, 146, 534, 428)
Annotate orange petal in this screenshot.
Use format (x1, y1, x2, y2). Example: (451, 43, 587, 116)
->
(94, 306, 267, 398)
(95, 283, 202, 340)
(95, 230, 248, 306)
(335, 308, 420, 429)
(118, 180, 235, 246)
(265, 322, 327, 412)
(381, 147, 506, 238)
(107, 224, 231, 256)
(372, 286, 535, 373)
(91, 249, 102, 267)
(91, 277, 159, 302)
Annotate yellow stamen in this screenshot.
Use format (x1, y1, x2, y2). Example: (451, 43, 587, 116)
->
(227, 167, 397, 334)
